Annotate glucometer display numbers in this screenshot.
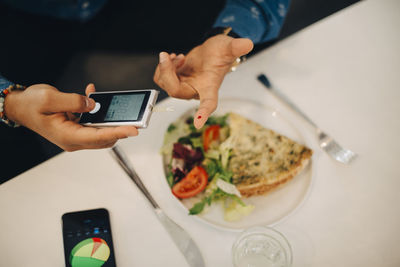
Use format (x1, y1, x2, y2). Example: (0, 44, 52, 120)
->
(105, 94, 145, 121)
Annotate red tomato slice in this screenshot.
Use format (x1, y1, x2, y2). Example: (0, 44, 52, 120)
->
(203, 125, 220, 151)
(172, 166, 208, 199)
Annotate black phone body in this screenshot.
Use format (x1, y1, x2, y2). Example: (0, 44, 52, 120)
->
(62, 208, 117, 267)
(79, 89, 159, 128)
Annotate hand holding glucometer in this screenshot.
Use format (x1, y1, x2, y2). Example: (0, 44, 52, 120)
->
(79, 89, 159, 128)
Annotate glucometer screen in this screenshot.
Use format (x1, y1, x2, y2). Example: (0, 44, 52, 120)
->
(79, 91, 151, 123)
(105, 94, 145, 121)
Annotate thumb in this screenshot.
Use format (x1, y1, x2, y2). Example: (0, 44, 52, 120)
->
(85, 83, 96, 96)
(45, 91, 95, 113)
(230, 38, 254, 58)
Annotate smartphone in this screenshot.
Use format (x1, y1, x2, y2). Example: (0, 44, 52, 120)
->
(79, 89, 159, 128)
(62, 208, 117, 267)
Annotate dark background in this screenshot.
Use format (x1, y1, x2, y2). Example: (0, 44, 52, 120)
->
(0, 0, 360, 183)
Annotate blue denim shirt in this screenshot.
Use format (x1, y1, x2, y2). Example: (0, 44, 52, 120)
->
(0, 0, 290, 88)
(214, 0, 290, 44)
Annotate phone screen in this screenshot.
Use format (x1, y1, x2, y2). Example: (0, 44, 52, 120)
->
(62, 208, 117, 267)
(79, 91, 151, 124)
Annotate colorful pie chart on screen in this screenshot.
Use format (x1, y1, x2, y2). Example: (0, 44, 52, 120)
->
(70, 238, 110, 267)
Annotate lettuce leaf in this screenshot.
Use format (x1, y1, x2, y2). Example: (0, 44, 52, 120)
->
(161, 120, 190, 156)
(224, 198, 255, 222)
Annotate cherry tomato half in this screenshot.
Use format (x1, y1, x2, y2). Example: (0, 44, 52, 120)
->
(172, 166, 208, 199)
(203, 125, 220, 152)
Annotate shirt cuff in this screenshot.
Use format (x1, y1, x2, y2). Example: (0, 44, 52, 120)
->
(213, 0, 290, 44)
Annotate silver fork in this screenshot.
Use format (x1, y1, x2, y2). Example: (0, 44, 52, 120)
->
(257, 74, 357, 164)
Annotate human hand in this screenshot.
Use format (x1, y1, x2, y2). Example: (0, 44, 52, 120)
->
(4, 84, 138, 151)
(153, 35, 253, 129)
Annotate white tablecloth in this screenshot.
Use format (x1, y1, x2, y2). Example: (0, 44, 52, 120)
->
(1, 0, 399, 266)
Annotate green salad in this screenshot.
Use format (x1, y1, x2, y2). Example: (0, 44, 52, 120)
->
(161, 114, 254, 221)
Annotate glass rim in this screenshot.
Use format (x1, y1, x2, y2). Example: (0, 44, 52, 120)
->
(232, 226, 293, 267)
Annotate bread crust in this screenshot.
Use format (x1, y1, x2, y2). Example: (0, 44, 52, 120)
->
(237, 150, 312, 197)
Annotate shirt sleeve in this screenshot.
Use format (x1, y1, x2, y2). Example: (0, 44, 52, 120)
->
(213, 0, 290, 44)
(0, 74, 14, 90)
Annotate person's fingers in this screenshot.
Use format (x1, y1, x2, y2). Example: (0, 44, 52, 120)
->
(63, 139, 117, 151)
(80, 126, 139, 144)
(85, 83, 96, 96)
(172, 54, 185, 69)
(66, 112, 78, 121)
(153, 55, 185, 85)
(175, 54, 185, 60)
(41, 90, 96, 114)
(153, 63, 161, 83)
(230, 38, 254, 58)
(81, 139, 118, 150)
(84, 84, 96, 114)
(157, 52, 179, 89)
(42, 114, 138, 151)
(156, 52, 196, 99)
(59, 124, 139, 151)
(153, 54, 185, 91)
(193, 87, 219, 129)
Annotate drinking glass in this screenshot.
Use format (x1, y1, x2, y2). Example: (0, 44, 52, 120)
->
(232, 226, 293, 267)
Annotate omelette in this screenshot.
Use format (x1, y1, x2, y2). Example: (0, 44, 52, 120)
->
(226, 112, 313, 197)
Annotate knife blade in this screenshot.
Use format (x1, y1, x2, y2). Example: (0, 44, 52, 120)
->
(110, 145, 205, 267)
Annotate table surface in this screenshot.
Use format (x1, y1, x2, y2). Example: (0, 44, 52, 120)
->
(1, 0, 400, 266)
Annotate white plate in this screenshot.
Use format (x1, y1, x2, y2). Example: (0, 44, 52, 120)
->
(165, 98, 314, 230)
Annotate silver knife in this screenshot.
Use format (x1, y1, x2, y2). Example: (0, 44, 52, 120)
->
(110, 145, 205, 267)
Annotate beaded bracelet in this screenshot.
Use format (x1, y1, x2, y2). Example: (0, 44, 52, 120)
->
(0, 84, 25, 127)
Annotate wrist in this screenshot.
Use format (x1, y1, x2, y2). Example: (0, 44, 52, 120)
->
(203, 26, 241, 41)
(1, 84, 25, 127)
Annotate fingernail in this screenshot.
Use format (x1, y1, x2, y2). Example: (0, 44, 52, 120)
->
(194, 114, 206, 129)
(86, 98, 95, 108)
(159, 52, 168, 64)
